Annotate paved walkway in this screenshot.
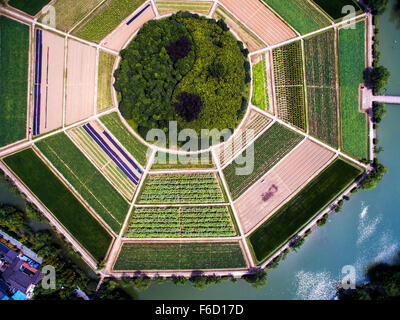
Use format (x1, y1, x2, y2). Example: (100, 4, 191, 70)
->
(373, 95, 400, 104)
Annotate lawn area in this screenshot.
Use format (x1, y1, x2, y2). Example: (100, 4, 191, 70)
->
(248, 158, 363, 263)
(73, 0, 146, 42)
(251, 58, 268, 110)
(3, 148, 113, 261)
(338, 21, 368, 160)
(125, 206, 236, 238)
(312, 0, 361, 20)
(114, 242, 247, 270)
(223, 122, 304, 200)
(97, 51, 116, 112)
(0, 16, 29, 148)
(261, 0, 331, 34)
(36, 133, 129, 233)
(304, 30, 339, 148)
(151, 151, 214, 169)
(8, 0, 51, 15)
(39, 0, 104, 32)
(99, 112, 149, 167)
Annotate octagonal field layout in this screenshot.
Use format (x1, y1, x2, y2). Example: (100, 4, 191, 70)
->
(0, 0, 369, 276)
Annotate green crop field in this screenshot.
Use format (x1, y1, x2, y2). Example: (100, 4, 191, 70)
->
(3, 149, 112, 261)
(248, 158, 363, 263)
(261, 0, 331, 34)
(304, 30, 339, 148)
(312, 0, 361, 20)
(138, 173, 226, 204)
(97, 51, 116, 112)
(251, 57, 268, 110)
(73, 0, 146, 42)
(156, 1, 212, 15)
(338, 21, 368, 160)
(151, 151, 214, 169)
(114, 242, 247, 270)
(99, 112, 149, 167)
(223, 123, 304, 200)
(36, 133, 129, 233)
(273, 41, 306, 130)
(0, 16, 29, 148)
(8, 0, 51, 15)
(125, 206, 236, 238)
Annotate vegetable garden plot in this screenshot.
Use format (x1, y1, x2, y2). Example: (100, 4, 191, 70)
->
(223, 122, 304, 200)
(137, 173, 226, 204)
(272, 41, 306, 130)
(251, 56, 269, 111)
(114, 242, 247, 270)
(36, 133, 130, 233)
(151, 151, 214, 170)
(3, 148, 113, 261)
(213, 6, 266, 52)
(156, 1, 212, 15)
(125, 206, 236, 238)
(217, 110, 271, 168)
(99, 112, 149, 167)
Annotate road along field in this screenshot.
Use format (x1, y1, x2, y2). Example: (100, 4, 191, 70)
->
(36, 132, 130, 233)
(3, 148, 113, 261)
(248, 158, 363, 264)
(113, 241, 247, 271)
(273, 41, 306, 131)
(67, 121, 143, 200)
(234, 139, 335, 234)
(217, 110, 271, 168)
(100, 2, 155, 51)
(213, 5, 266, 52)
(99, 112, 150, 167)
(261, 0, 331, 34)
(218, 0, 297, 46)
(125, 206, 237, 238)
(0, 16, 29, 148)
(137, 172, 226, 204)
(33, 29, 64, 136)
(65, 39, 96, 126)
(156, 1, 213, 16)
(304, 29, 339, 148)
(223, 122, 304, 200)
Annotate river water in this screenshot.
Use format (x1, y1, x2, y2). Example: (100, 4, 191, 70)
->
(0, 1, 399, 300)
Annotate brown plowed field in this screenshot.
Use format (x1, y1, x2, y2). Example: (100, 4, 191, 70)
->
(101, 5, 155, 51)
(234, 139, 335, 234)
(38, 30, 64, 134)
(65, 39, 96, 126)
(218, 0, 297, 46)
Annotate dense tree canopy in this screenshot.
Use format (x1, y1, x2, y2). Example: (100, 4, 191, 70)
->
(114, 12, 249, 147)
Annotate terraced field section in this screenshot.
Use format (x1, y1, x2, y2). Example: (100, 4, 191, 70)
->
(97, 51, 116, 112)
(99, 112, 149, 167)
(8, 0, 51, 15)
(262, 0, 331, 34)
(36, 133, 130, 233)
(67, 122, 142, 200)
(234, 139, 335, 234)
(304, 30, 339, 148)
(223, 122, 304, 200)
(248, 158, 363, 263)
(0, 16, 29, 148)
(213, 5, 266, 52)
(138, 173, 226, 204)
(251, 56, 269, 111)
(338, 21, 368, 160)
(40, 0, 104, 32)
(217, 110, 271, 168)
(3, 148, 113, 261)
(125, 206, 237, 238)
(72, 0, 147, 42)
(312, 0, 361, 20)
(272, 41, 306, 131)
(114, 242, 247, 270)
(156, 1, 212, 15)
(151, 151, 214, 170)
